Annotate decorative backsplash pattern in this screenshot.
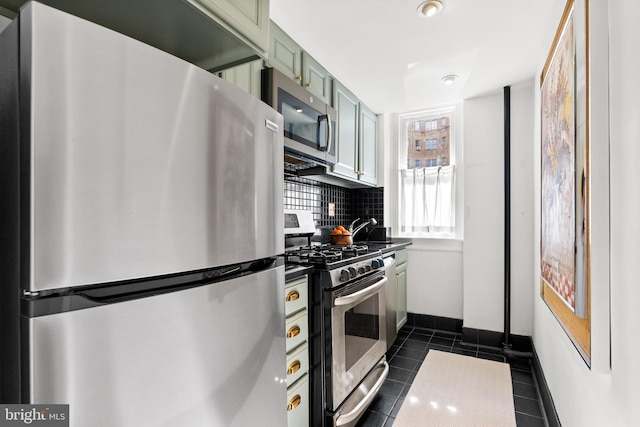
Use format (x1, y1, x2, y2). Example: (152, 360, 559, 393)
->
(284, 173, 384, 229)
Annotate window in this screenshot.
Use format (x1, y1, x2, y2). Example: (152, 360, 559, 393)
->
(415, 140, 421, 151)
(414, 121, 421, 131)
(424, 119, 437, 131)
(398, 107, 457, 237)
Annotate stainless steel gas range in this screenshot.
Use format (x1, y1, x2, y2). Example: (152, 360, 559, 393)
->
(284, 210, 389, 427)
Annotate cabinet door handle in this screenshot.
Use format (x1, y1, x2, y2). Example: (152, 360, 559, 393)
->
(286, 325, 301, 338)
(287, 394, 301, 411)
(285, 290, 300, 302)
(296, 74, 302, 81)
(306, 81, 312, 87)
(287, 360, 302, 375)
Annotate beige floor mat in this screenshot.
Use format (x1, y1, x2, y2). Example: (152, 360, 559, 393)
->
(393, 350, 516, 427)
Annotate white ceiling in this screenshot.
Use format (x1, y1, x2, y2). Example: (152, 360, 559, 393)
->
(270, 0, 566, 114)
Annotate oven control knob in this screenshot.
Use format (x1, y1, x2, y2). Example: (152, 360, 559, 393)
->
(339, 269, 350, 282)
(371, 259, 382, 269)
(358, 266, 366, 275)
(365, 264, 372, 272)
(348, 267, 357, 279)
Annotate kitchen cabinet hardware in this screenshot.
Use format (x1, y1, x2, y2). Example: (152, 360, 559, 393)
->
(287, 394, 301, 411)
(286, 290, 300, 302)
(296, 75, 302, 81)
(287, 325, 301, 338)
(306, 82, 312, 87)
(285, 275, 309, 426)
(287, 360, 301, 375)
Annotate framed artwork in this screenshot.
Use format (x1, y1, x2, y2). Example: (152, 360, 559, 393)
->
(540, 0, 591, 364)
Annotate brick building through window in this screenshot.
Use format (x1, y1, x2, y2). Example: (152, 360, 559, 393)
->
(406, 115, 450, 169)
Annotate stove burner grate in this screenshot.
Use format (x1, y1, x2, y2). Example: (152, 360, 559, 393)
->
(302, 250, 343, 264)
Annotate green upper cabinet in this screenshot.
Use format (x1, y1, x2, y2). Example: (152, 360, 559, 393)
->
(188, 0, 270, 60)
(268, 22, 331, 103)
(218, 59, 263, 98)
(301, 53, 331, 103)
(269, 22, 302, 82)
(0, 0, 269, 71)
(332, 81, 360, 180)
(331, 81, 378, 186)
(358, 104, 378, 186)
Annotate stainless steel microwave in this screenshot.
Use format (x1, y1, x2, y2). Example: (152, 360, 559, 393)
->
(262, 67, 336, 166)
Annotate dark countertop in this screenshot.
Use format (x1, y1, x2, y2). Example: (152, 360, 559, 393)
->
(362, 239, 412, 255)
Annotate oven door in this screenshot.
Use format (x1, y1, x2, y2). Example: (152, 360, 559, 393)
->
(328, 272, 388, 410)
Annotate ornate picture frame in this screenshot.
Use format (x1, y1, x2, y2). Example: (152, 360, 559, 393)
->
(540, 0, 591, 364)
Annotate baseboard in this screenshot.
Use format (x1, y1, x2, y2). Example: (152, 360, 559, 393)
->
(532, 345, 562, 427)
(460, 326, 533, 353)
(407, 313, 463, 334)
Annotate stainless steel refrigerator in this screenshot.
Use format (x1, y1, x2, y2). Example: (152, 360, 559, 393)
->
(0, 3, 286, 426)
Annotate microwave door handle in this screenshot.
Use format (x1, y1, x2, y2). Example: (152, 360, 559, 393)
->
(333, 276, 387, 307)
(317, 114, 331, 152)
(326, 112, 333, 154)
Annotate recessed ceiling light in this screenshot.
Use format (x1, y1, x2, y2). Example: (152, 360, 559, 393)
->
(441, 74, 459, 84)
(417, 0, 444, 17)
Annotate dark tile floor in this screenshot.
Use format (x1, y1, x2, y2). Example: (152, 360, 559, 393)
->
(355, 325, 548, 427)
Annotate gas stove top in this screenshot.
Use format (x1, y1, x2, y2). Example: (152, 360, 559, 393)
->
(285, 244, 381, 269)
(285, 244, 385, 288)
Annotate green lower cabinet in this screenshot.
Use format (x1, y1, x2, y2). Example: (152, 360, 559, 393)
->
(287, 374, 309, 427)
(285, 275, 309, 427)
(396, 250, 408, 331)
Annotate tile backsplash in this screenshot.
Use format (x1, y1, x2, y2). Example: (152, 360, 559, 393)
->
(284, 173, 384, 229)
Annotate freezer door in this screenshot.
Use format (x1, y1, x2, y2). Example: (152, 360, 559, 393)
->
(29, 265, 286, 427)
(21, 3, 284, 292)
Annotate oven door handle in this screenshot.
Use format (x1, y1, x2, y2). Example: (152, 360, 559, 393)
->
(333, 276, 387, 307)
(335, 360, 389, 426)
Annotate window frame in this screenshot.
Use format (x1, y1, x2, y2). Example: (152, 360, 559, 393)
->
(395, 105, 462, 240)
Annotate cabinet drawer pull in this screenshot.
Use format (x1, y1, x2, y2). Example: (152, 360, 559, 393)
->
(285, 290, 300, 302)
(287, 394, 301, 411)
(287, 360, 301, 375)
(286, 325, 301, 338)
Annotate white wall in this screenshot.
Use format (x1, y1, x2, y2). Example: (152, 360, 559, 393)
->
(462, 91, 505, 332)
(405, 240, 463, 318)
(509, 82, 535, 335)
(532, 0, 640, 425)
(459, 83, 535, 336)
